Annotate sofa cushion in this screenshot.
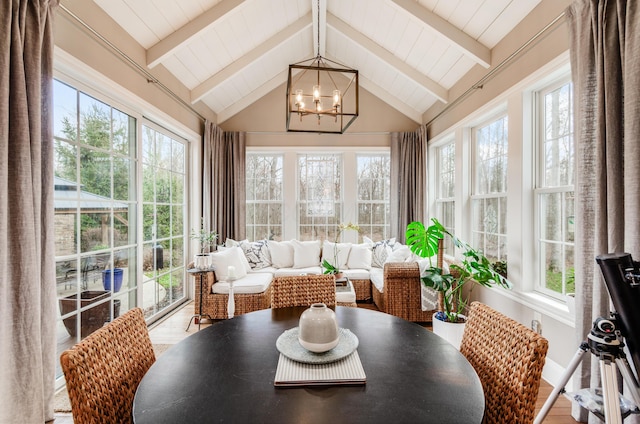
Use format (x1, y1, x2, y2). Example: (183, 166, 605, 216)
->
(273, 267, 323, 277)
(347, 243, 372, 270)
(268, 240, 294, 268)
(210, 247, 249, 281)
(364, 237, 396, 268)
(321, 241, 351, 269)
(369, 267, 384, 292)
(342, 269, 371, 280)
(211, 272, 272, 294)
(385, 245, 419, 263)
(291, 240, 321, 268)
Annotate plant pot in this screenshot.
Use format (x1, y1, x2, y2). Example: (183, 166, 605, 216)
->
(194, 254, 211, 270)
(59, 291, 121, 338)
(102, 268, 124, 292)
(432, 314, 466, 350)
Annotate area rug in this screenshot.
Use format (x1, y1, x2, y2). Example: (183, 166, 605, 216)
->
(53, 344, 173, 413)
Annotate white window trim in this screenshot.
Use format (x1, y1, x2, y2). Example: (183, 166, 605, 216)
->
(425, 52, 574, 325)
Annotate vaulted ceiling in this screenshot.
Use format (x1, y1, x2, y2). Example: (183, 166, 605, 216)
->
(94, 0, 541, 124)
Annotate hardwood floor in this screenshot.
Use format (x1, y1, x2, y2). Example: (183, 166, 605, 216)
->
(53, 301, 583, 423)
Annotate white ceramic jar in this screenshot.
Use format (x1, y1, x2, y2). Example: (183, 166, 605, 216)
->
(298, 303, 339, 353)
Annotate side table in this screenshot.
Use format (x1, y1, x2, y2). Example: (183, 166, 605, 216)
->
(186, 267, 215, 331)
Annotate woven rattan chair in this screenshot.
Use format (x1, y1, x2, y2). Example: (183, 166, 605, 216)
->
(271, 274, 336, 308)
(60, 307, 155, 423)
(459, 301, 548, 424)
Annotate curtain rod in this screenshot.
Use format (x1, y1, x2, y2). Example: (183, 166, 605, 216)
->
(59, 4, 207, 123)
(425, 10, 566, 129)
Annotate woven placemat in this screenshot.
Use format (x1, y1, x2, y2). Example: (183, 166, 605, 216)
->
(54, 344, 173, 413)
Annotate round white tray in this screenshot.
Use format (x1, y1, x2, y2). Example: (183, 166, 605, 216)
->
(276, 327, 359, 364)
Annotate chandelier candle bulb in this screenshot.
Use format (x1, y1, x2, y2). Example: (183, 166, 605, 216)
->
(227, 265, 236, 279)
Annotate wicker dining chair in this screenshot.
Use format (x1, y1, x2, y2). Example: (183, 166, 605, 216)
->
(459, 301, 548, 424)
(271, 274, 336, 308)
(60, 307, 156, 424)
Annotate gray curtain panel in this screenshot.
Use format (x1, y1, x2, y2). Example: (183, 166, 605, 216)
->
(566, 1, 640, 422)
(202, 121, 246, 244)
(0, 0, 58, 422)
(390, 127, 427, 243)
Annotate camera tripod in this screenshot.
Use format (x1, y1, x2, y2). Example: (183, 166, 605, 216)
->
(534, 316, 640, 424)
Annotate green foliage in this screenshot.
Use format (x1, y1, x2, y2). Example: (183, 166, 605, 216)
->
(190, 218, 217, 254)
(405, 218, 512, 322)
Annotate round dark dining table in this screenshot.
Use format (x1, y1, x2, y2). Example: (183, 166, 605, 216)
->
(133, 306, 484, 424)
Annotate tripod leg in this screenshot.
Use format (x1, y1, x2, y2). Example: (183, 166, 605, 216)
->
(600, 358, 624, 424)
(534, 342, 589, 424)
(615, 356, 640, 413)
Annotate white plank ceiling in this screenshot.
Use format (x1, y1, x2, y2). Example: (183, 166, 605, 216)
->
(94, 0, 541, 123)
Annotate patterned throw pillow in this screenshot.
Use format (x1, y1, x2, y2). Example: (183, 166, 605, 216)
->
(225, 238, 272, 270)
(239, 239, 272, 269)
(364, 236, 396, 268)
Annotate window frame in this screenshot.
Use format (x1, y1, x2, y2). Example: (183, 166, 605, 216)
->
(470, 113, 509, 262)
(533, 77, 575, 299)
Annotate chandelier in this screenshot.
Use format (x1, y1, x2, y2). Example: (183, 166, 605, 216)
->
(285, 6, 358, 133)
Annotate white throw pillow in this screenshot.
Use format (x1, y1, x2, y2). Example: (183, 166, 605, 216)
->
(321, 241, 352, 269)
(210, 247, 248, 281)
(291, 239, 321, 269)
(346, 243, 373, 270)
(268, 240, 294, 268)
(364, 236, 396, 268)
(385, 245, 413, 263)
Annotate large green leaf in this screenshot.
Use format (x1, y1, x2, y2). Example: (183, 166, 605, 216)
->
(405, 220, 442, 258)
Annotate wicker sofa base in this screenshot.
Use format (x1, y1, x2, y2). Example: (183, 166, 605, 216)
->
(372, 262, 434, 323)
(350, 279, 372, 301)
(195, 272, 273, 320)
(193, 263, 431, 322)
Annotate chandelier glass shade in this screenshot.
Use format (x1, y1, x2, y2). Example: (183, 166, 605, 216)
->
(286, 55, 359, 134)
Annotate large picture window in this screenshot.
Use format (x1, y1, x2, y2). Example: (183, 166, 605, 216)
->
(471, 115, 508, 261)
(356, 154, 390, 240)
(53, 78, 189, 384)
(246, 151, 390, 242)
(536, 80, 575, 297)
(436, 142, 455, 253)
(298, 154, 342, 240)
(246, 154, 283, 240)
(53, 79, 138, 379)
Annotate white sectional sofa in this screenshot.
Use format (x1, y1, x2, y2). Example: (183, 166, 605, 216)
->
(193, 237, 436, 322)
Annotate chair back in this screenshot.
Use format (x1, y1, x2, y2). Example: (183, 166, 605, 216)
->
(271, 274, 336, 308)
(460, 302, 548, 424)
(60, 307, 155, 423)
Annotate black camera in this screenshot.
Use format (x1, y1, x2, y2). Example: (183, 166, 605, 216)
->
(596, 253, 640, 376)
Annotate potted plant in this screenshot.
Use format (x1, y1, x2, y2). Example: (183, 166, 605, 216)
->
(322, 222, 360, 279)
(405, 218, 511, 347)
(191, 218, 218, 270)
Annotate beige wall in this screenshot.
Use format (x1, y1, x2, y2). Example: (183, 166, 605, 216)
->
(221, 82, 419, 147)
(425, 0, 572, 139)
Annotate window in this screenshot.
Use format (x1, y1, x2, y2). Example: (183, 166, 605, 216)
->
(142, 124, 188, 316)
(297, 154, 342, 240)
(246, 150, 390, 242)
(246, 154, 283, 240)
(54, 79, 138, 378)
(536, 80, 575, 297)
(435, 142, 455, 253)
(356, 154, 390, 240)
(53, 78, 189, 383)
(471, 115, 508, 261)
